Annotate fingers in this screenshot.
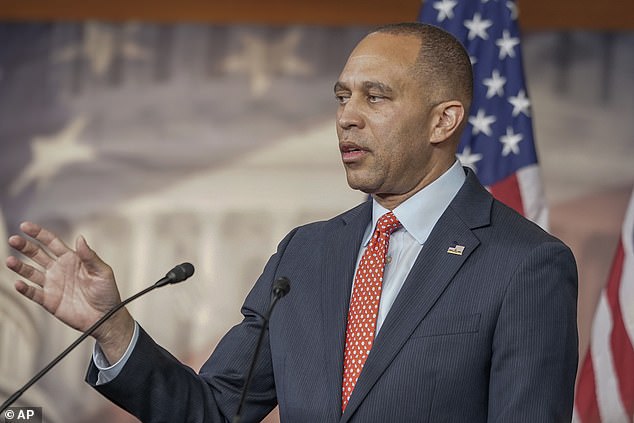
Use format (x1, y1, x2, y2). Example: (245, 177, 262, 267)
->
(7, 221, 76, 285)
(8, 234, 54, 268)
(19, 221, 72, 258)
(7, 221, 73, 270)
(14, 280, 44, 306)
(6, 255, 46, 286)
(8, 222, 110, 280)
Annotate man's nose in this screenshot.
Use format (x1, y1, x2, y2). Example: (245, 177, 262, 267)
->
(337, 100, 365, 130)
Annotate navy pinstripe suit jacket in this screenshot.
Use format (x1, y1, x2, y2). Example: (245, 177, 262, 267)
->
(87, 169, 578, 422)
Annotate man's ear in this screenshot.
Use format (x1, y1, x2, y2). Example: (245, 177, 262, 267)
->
(430, 101, 465, 144)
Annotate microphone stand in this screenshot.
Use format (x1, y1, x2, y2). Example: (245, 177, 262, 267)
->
(232, 277, 290, 423)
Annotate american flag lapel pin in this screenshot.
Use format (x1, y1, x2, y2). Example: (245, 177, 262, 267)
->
(447, 244, 465, 256)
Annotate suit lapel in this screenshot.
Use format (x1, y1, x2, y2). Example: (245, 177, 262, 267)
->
(321, 201, 372, 418)
(340, 170, 492, 422)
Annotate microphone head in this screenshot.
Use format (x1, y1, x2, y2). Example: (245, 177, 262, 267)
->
(272, 276, 290, 298)
(166, 262, 195, 284)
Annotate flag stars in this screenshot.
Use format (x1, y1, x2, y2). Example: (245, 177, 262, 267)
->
(506, 1, 519, 20)
(54, 23, 150, 78)
(221, 30, 312, 98)
(9, 116, 96, 196)
(457, 146, 483, 173)
(464, 13, 493, 41)
(483, 69, 507, 98)
(509, 89, 531, 117)
(422, 0, 543, 224)
(496, 30, 520, 59)
(469, 108, 496, 136)
(499, 127, 524, 156)
(433, 0, 458, 22)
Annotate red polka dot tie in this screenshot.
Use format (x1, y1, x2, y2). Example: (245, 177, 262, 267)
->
(341, 211, 401, 411)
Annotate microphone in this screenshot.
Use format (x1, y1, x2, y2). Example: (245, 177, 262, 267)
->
(233, 277, 291, 423)
(0, 262, 195, 414)
(271, 276, 290, 298)
(155, 262, 195, 287)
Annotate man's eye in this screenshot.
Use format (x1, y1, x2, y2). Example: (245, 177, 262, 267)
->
(335, 95, 350, 104)
(368, 95, 383, 103)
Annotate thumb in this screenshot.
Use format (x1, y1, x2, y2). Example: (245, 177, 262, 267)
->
(76, 235, 107, 274)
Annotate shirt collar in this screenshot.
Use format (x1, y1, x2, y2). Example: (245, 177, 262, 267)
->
(364, 160, 466, 246)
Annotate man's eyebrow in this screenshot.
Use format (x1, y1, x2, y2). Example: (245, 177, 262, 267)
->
(334, 81, 393, 94)
(363, 81, 393, 94)
(334, 81, 348, 92)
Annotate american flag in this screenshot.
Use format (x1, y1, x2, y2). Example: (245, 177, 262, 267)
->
(575, 188, 634, 423)
(418, 0, 547, 228)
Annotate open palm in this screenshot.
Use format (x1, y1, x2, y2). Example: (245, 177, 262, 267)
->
(6, 222, 122, 335)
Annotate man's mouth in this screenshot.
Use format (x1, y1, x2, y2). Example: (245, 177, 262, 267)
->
(340, 142, 368, 163)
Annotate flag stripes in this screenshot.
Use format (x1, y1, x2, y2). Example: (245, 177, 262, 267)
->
(575, 189, 634, 423)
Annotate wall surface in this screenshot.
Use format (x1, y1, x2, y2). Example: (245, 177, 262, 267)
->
(0, 0, 633, 29)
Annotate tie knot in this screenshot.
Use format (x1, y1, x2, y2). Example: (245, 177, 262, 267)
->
(376, 212, 401, 236)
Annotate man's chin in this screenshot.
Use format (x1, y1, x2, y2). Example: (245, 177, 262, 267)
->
(344, 168, 383, 192)
(345, 178, 378, 195)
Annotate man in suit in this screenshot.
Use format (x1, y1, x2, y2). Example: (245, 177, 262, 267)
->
(6, 23, 578, 422)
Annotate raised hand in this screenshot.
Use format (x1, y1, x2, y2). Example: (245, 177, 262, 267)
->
(6, 221, 134, 362)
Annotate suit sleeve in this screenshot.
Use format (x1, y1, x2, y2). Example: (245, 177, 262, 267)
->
(85, 227, 299, 423)
(488, 241, 578, 423)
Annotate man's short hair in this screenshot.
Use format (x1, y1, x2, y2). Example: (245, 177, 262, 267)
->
(372, 22, 473, 111)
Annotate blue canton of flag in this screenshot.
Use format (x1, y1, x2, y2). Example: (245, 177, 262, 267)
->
(418, 0, 547, 228)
